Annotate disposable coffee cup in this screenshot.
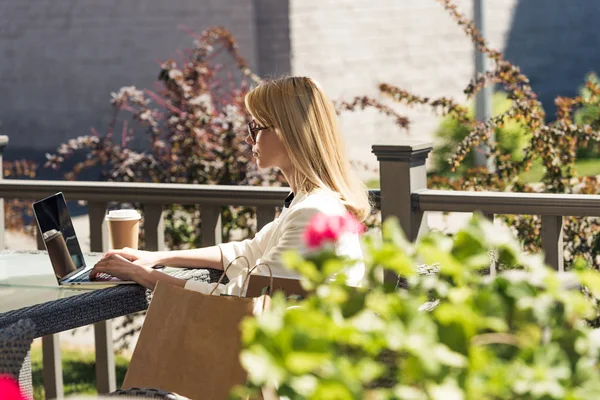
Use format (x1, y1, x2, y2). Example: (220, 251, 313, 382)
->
(43, 229, 77, 278)
(106, 209, 142, 250)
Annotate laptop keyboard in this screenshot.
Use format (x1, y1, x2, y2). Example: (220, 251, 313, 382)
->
(69, 272, 92, 282)
(69, 272, 114, 282)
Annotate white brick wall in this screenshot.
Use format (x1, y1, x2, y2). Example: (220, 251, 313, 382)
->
(0, 0, 257, 151)
(2, 0, 600, 180)
(288, 0, 518, 176)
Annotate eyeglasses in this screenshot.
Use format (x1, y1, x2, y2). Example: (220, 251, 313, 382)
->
(247, 120, 272, 142)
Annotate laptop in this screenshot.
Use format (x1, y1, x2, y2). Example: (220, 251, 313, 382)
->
(32, 192, 136, 287)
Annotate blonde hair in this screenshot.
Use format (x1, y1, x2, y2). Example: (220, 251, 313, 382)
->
(245, 76, 372, 221)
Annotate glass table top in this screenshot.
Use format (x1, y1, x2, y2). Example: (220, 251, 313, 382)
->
(0, 251, 107, 313)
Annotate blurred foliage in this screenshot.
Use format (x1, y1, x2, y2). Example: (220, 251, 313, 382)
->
(343, 0, 600, 269)
(237, 215, 600, 399)
(432, 91, 532, 175)
(3, 159, 38, 236)
(573, 73, 600, 160)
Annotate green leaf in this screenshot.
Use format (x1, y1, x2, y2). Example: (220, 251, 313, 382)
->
(289, 375, 318, 397)
(381, 216, 412, 251)
(240, 346, 285, 384)
(341, 290, 367, 318)
(427, 378, 465, 400)
(393, 385, 428, 400)
(282, 250, 322, 284)
(571, 256, 590, 271)
(433, 344, 467, 368)
(356, 358, 386, 383)
(369, 243, 416, 278)
(284, 352, 330, 374)
(578, 270, 600, 298)
(417, 240, 465, 282)
(311, 381, 355, 400)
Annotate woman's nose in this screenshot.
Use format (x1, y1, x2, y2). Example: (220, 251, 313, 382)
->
(245, 133, 254, 145)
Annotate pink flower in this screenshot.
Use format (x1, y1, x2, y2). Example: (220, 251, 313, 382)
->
(0, 375, 26, 400)
(303, 212, 365, 249)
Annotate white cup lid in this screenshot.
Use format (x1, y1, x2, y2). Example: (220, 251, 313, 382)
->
(106, 209, 141, 221)
(43, 229, 62, 241)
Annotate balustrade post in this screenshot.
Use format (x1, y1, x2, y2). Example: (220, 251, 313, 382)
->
(40, 220, 64, 400)
(0, 135, 7, 250)
(88, 202, 108, 253)
(32, 190, 65, 399)
(93, 320, 116, 394)
(88, 201, 116, 393)
(483, 213, 494, 222)
(372, 142, 432, 242)
(482, 213, 496, 276)
(256, 206, 276, 232)
(201, 206, 222, 247)
(42, 335, 64, 399)
(143, 204, 165, 251)
(372, 142, 432, 285)
(541, 215, 564, 272)
(36, 229, 45, 252)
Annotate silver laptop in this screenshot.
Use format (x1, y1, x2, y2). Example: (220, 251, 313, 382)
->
(32, 192, 136, 286)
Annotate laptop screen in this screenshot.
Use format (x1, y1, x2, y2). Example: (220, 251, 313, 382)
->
(33, 192, 86, 279)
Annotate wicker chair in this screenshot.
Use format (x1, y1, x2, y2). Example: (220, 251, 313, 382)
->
(0, 319, 36, 399)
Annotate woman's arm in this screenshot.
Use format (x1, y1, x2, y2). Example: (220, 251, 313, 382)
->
(102, 245, 224, 270)
(93, 220, 278, 289)
(90, 254, 187, 290)
(157, 246, 224, 270)
(91, 247, 225, 290)
(132, 266, 188, 290)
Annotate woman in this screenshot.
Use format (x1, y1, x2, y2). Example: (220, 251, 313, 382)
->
(91, 76, 371, 289)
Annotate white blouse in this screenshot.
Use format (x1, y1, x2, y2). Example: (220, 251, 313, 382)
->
(184, 189, 365, 292)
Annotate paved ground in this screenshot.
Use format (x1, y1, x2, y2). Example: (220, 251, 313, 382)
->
(7, 211, 476, 356)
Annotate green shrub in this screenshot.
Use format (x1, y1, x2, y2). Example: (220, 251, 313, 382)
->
(432, 92, 531, 175)
(237, 214, 600, 399)
(371, 0, 599, 269)
(573, 73, 600, 160)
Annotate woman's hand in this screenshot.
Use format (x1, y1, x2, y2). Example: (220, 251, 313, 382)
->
(91, 254, 151, 283)
(100, 247, 163, 269)
(92, 253, 187, 290)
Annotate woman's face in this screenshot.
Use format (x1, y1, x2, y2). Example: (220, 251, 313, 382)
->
(246, 119, 292, 171)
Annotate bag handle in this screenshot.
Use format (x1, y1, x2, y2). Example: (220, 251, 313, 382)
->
(240, 262, 274, 297)
(209, 255, 249, 295)
(242, 262, 273, 312)
(208, 256, 274, 298)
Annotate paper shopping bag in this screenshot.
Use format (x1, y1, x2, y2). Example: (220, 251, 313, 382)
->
(122, 281, 267, 399)
(244, 274, 308, 299)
